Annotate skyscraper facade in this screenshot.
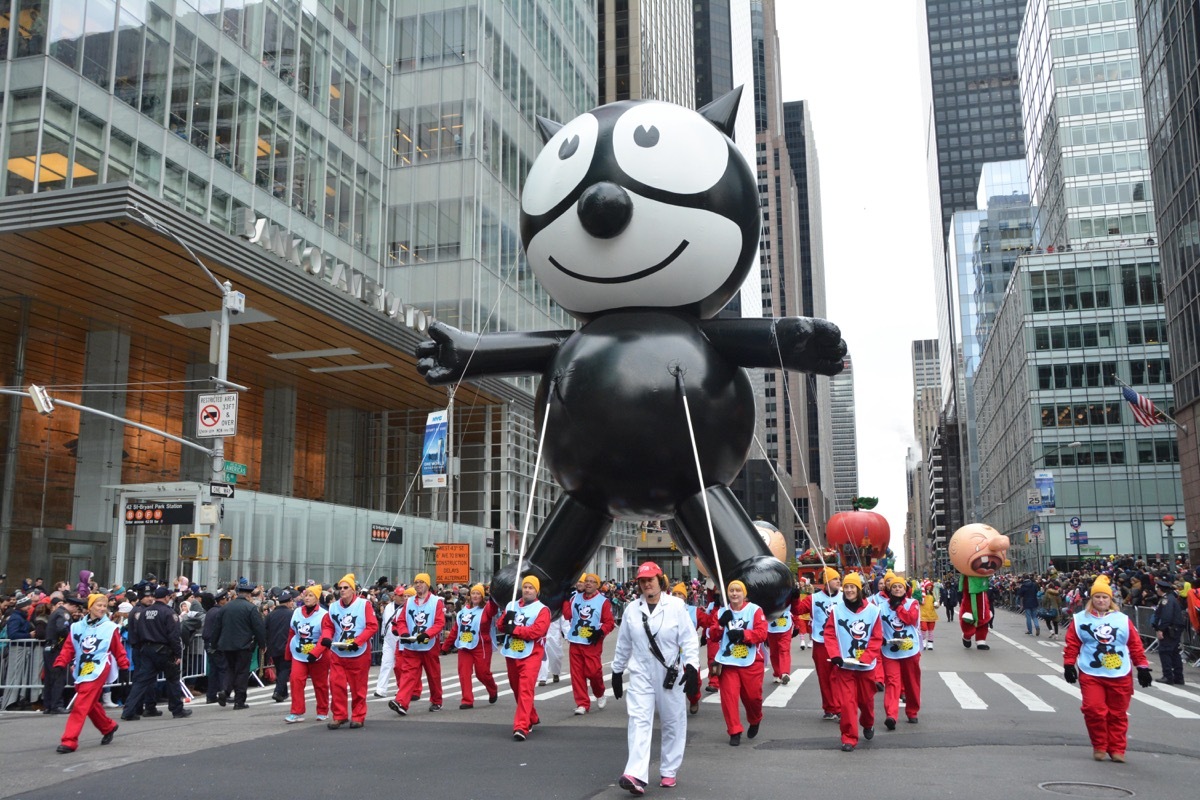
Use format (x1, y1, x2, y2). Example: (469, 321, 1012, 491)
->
(1135, 0, 1200, 562)
(598, 0, 695, 106)
(910, 339, 943, 574)
(693, 0, 733, 108)
(829, 353, 858, 513)
(0, 1, 620, 582)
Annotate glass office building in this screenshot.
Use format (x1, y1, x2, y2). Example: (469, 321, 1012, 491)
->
(1136, 0, 1200, 562)
(0, 0, 638, 587)
(975, 244, 1184, 569)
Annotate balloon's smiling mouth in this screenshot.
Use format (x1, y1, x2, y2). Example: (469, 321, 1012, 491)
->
(549, 240, 690, 284)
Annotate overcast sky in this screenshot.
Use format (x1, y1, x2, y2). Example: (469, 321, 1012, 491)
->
(775, 1, 938, 570)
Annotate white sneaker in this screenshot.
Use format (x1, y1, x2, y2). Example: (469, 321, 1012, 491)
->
(925, 642, 933, 650)
(772, 677, 781, 684)
(574, 705, 587, 715)
(597, 696, 607, 710)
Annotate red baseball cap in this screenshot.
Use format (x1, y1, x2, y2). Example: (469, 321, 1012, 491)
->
(636, 561, 663, 579)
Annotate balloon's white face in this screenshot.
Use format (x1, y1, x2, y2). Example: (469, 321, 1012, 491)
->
(520, 100, 759, 320)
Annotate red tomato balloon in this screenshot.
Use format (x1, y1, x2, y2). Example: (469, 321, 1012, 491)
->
(826, 510, 891, 558)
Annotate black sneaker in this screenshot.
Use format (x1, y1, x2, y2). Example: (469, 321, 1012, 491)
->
(348, 721, 363, 729)
(885, 717, 896, 731)
(172, 709, 193, 719)
(488, 692, 498, 704)
(272, 694, 287, 703)
(388, 699, 407, 716)
(459, 702, 473, 710)
(120, 714, 141, 722)
(907, 717, 919, 724)
(705, 685, 719, 694)
(56, 745, 74, 754)
(976, 643, 990, 651)
(232, 703, 249, 710)
(326, 719, 345, 729)
(729, 733, 741, 746)
(822, 712, 838, 720)
(513, 730, 527, 741)
(429, 703, 441, 712)
(747, 723, 759, 739)
(962, 638, 972, 649)
(101, 725, 118, 745)
(217, 691, 228, 707)
(142, 709, 163, 717)
(840, 743, 855, 752)
(863, 727, 874, 740)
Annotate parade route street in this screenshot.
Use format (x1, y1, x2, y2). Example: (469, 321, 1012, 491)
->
(2, 611, 1197, 799)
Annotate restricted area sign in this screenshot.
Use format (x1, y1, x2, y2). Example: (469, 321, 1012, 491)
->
(197, 393, 238, 438)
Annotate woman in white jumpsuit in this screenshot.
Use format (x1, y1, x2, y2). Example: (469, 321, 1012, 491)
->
(612, 562, 700, 795)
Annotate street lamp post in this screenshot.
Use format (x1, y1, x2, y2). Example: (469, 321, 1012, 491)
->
(1031, 441, 1082, 572)
(1162, 513, 1176, 563)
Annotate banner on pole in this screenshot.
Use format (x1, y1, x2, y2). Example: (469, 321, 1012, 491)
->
(421, 409, 448, 488)
(1033, 470, 1056, 515)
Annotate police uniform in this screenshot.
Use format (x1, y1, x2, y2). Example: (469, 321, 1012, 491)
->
(123, 589, 188, 719)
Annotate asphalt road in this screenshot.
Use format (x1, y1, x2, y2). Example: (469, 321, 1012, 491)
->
(2, 609, 1197, 800)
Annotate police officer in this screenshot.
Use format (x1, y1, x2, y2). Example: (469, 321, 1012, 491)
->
(121, 586, 191, 720)
(121, 588, 161, 718)
(1151, 578, 1186, 684)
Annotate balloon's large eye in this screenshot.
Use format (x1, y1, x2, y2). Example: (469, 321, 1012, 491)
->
(614, 103, 728, 194)
(522, 115, 599, 217)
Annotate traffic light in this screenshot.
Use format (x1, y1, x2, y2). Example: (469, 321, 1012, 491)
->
(180, 534, 206, 559)
(218, 535, 232, 560)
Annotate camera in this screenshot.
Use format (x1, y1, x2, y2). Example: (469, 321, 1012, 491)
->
(662, 665, 680, 691)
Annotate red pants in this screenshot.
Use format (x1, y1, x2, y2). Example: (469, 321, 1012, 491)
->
(812, 640, 836, 714)
(457, 644, 498, 706)
(717, 659, 764, 735)
(768, 631, 792, 677)
(329, 652, 371, 723)
(289, 656, 331, 716)
(831, 666, 877, 745)
(796, 618, 811, 635)
(1079, 672, 1133, 756)
(919, 620, 935, 640)
(960, 593, 991, 643)
(706, 637, 721, 687)
(569, 643, 606, 709)
(60, 677, 116, 750)
(882, 655, 921, 720)
(506, 654, 542, 734)
(396, 648, 442, 707)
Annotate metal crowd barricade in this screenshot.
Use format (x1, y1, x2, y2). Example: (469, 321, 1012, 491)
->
(1126, 603, 1200, 664)
(0, 638, 44, 711)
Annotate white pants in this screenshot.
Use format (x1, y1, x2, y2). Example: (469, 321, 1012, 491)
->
(622, 663, 688, 783)
(539, 627, 563, 681)
(375, 633, 398, 694)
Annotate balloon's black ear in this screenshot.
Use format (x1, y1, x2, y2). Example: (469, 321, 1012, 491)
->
(698, 86, 743, 140)
(536, 115, 563, 144)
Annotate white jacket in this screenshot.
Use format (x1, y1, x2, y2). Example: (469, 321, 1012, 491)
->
(613, 594, 700, 677)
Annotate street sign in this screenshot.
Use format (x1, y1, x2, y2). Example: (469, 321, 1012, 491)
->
(197, 393, 238, 437)
(1069, 516, 1082, 530)
(1029, 531, 1043, 541)
(224, 472, 239, 483)
(124, 501, 195, 526)
(1026, 488, 1043, 505)
(370, 524, 403, 544)
(1069, 531, 1089, 545)
(209, 482, 235, 499)
(1030, 524, 1042, 534)
(223, 461, 248, 476)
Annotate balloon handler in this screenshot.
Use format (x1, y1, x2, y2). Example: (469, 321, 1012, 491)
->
(415, 87, 847, 618)
(823, 573, 884, 751)
(53, 594, 130, 753)
(1062, 576, 1152, 763)
(948, 524, 1010, 650)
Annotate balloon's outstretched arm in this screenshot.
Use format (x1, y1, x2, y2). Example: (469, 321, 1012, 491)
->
(415, 321, 571, 384)
(699, 317, 847, 376)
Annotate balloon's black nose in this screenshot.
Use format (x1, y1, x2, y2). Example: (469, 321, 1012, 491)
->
(577, 182, 633, 239)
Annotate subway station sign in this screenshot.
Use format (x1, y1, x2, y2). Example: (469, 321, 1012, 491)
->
(125, 502, 195, 526)
(234, 210, 430, 334)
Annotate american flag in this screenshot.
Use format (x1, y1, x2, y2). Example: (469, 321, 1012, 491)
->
(1121, 386, 1162, 427)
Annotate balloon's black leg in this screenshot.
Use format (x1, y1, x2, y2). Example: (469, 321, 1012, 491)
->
(672, 485, 794, 615)
(491, 495, 613, 615)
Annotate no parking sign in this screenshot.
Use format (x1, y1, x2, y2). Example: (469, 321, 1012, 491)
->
(197, 393, 238, 437)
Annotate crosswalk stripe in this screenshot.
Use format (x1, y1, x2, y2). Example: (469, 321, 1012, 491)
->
(1150, 683, 1200, 705)
(1038, 673, 1200, 719)
(939, 671, 987, 710)
(986, 672, 1054, 712)
(763, 669, 812, 708)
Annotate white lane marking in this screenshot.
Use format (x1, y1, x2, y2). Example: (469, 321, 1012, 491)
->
(763, 669, 813, 708)
(1151, 683, 1200, 705)
(1036, 640, 1063, 649)
(1038, 673, 1199, 719)
(986, 672, 1055, 712)
(988, 630, 1059, 667)
(939, 671, 988, 710)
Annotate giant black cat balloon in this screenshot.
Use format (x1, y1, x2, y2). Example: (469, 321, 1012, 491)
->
(415, 88, 847, 615)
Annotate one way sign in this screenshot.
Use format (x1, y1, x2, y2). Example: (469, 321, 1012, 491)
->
(209, 482, 235, 499)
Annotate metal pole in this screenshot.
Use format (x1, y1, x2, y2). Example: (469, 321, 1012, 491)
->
(207, 297, 231, 589)
(446, 393, 454, 542)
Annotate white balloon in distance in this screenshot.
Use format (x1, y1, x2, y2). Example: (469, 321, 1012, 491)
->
(694, 521, 787, 580)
